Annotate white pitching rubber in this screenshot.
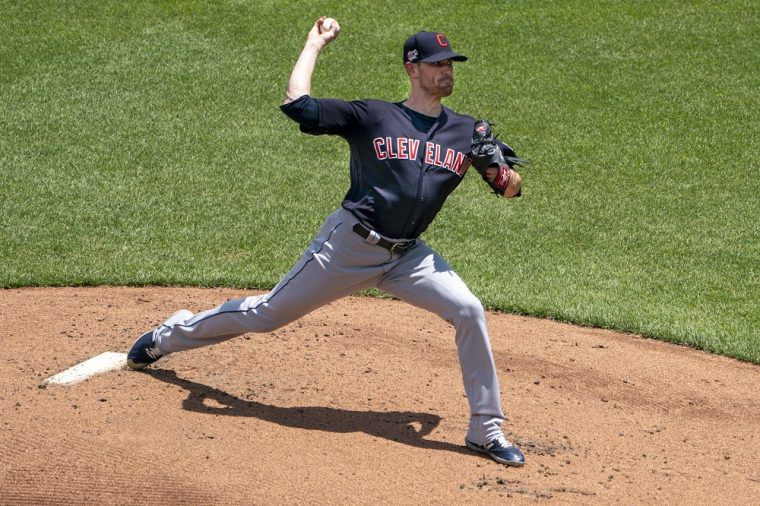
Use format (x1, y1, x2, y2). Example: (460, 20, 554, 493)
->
(43, 352, 128, 386)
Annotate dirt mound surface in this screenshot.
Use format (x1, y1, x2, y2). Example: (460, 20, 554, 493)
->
(1, 287, 758, 504)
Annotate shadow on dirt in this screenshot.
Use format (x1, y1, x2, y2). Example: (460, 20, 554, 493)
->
(147, 368, 469, 456)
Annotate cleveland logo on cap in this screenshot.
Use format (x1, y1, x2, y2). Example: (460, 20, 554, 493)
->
(403, 31, 468, 64)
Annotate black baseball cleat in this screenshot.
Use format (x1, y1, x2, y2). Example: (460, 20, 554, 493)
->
(126, 330, 163, 370)
(465, 436, 526, 467)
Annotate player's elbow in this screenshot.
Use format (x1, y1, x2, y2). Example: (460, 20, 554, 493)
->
(282, 92, 302, 105)
(282, 89, 309, 106)
(503, 170, 522, 198)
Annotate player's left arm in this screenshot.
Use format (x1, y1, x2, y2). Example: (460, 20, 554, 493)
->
(483, 161, 522, 198)
(470, 120, 525, 198)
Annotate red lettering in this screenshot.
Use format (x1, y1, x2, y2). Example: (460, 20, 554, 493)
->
(434, 143, 443, 166)
(386, 137, 397, 158)
(373, 138, 387, 160)
(409, 139, 420, 160)
(425, 142, 435, 164)
(397, 138, 408, 159)
(452, 152, 468, 175)
(443, 148, 455, 170)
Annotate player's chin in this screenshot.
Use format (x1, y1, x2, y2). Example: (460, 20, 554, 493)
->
(438, 83, 454, 96)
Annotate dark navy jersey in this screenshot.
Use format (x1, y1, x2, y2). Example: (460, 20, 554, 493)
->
(281, 96, 481, 240)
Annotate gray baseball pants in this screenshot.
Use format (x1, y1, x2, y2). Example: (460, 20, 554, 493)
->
(153, 207, 507, 441)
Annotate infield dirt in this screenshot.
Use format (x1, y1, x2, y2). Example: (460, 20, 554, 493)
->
(1, 287, 758, 504)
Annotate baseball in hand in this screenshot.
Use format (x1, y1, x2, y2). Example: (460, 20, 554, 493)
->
(322, 18, 335, 32)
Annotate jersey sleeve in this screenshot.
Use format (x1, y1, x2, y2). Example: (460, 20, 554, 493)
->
(280, 95, 320, 130)
(298, 98, 370, 137)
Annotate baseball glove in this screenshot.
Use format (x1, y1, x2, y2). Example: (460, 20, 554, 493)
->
(470, 119, 526, 195)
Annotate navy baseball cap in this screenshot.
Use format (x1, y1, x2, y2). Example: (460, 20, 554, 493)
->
(403, 31, 468, 64)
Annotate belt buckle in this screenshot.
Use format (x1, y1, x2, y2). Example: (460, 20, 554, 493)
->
(391, 240, 416, 256)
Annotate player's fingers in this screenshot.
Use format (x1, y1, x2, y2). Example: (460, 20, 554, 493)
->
(308, 16, 324, 36)
(318, 17, 340, 40)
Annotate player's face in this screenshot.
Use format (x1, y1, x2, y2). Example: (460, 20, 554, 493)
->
(418, 60, 454, 97)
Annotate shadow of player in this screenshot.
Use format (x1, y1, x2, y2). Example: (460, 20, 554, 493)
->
(147, 368, 469, 456)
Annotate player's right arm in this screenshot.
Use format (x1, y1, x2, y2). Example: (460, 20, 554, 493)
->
(283, 17, 340, 105)
(281, 19, 369, 137)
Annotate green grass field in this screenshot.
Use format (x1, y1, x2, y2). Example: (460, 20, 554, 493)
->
(1, 1, 758, 362)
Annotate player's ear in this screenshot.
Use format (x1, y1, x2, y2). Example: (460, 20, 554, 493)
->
(404, 61, 419, 79)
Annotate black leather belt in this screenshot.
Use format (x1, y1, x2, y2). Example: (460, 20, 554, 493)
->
(352, 223, 417, 256)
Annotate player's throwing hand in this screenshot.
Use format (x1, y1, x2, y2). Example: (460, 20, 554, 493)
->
(309, 16, 340, 47)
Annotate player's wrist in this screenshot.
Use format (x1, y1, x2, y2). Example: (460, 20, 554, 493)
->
(304, 38, 327, 52)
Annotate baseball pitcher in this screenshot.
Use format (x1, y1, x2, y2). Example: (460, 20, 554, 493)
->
(128, 17, 526, 466)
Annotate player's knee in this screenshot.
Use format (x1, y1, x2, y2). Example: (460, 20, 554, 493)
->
(453, 296, 486, 324)
(230, 295, 299, 333)
(244, 309, 295, 333)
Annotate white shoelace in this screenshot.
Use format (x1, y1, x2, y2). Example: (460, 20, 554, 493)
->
(487, 436, 512, 450)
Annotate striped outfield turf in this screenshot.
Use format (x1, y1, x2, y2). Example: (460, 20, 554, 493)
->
(0, 1, 758, 362)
